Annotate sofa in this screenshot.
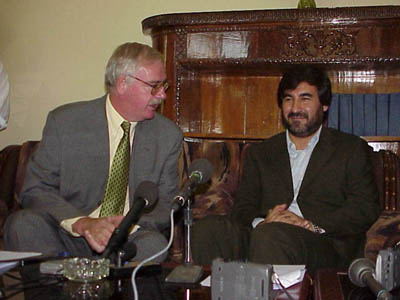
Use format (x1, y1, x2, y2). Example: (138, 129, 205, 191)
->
(0, 138, 400, 264)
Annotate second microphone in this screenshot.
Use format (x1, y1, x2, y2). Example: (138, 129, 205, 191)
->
(102, 181, 158, 260)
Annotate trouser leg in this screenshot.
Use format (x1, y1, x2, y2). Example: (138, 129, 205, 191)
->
(191, 215, 250, 265)
(3, 209, 94, 297)
(249, 222, 340, 275)
(4, 209, 93, 257)
(5, 209, 169, 264)
(126, 229, 169, 263)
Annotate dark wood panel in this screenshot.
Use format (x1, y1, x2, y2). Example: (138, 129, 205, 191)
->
(176, 74, 282, 137)
(144, 6, 400, 140)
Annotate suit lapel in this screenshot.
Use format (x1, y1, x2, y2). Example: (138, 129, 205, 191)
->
(298, 128, 336, 197)
(80, 97, 109, 206)
(129, 119, 157, 204)
(268, 133, 294, 203)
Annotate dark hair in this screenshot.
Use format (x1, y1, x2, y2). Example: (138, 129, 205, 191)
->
(277, 65, 332, 108)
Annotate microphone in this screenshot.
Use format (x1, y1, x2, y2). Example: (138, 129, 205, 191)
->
(102, 181, 158, 259)
(173, 158, 213, 210)
(348, 258, 393, 300)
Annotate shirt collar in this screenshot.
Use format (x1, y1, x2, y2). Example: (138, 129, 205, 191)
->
(286, 125, 322, 153)
(105, 94, 136, 136)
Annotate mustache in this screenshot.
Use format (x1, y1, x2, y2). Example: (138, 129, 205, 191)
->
(148, 98, 165, 106)
(288, 112, 308, 119)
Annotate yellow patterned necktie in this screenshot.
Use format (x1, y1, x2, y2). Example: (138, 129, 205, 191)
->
(100, 121, 131, 217)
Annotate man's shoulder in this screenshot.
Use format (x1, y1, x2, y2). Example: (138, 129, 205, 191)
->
(50, 96, 105, 119)
(246, 132, 286, 156)
(264, 131, 286, 144)
(255, 132, 286, 149)
(321, 127, 368, 147)
(142, 113, 183, 137)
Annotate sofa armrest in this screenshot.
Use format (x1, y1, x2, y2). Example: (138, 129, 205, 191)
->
(0, 141, 40, 241)
(0, 145, 22, 238)
(365, 211, 400, 262)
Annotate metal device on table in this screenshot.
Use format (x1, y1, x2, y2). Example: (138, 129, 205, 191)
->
(211, 259, 273, 300)
(376, 245, 400, 292)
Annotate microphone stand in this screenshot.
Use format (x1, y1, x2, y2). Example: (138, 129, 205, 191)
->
(165, 196, 203, 283)
(184, 197, 194, 264)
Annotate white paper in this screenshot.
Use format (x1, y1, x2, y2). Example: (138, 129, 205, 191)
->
(200, 275, 211, 286)
(0, 250, 42, 262)
(200, 264, 306, 289)
(272, 265, 306, 289)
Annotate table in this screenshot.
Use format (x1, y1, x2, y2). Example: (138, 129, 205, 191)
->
(2, 262, 311, 300)
(313, 269, 400, 300)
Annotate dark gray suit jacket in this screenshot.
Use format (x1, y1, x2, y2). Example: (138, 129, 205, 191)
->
(20, 96, 183, 231)
(231, 127, 381, 261)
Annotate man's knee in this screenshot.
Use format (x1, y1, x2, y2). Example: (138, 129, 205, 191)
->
(191, 215, 231, 253)
(131, 230, 168, 263)
(250, 222, 305, 244)
(249, 222, 306, 265)
(4, 209, 55, 251)
(192, 215, 249, 265)
(250, 222, 283, 242)
(192, 215, 223, 242)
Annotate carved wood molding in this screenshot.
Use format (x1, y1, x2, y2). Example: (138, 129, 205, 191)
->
(144, 7, 400, 68)
(174, 29, 189, 123)
(177, 58, 400, 72)
(143, 6, 400, 31)
(283, 29, 358, 58)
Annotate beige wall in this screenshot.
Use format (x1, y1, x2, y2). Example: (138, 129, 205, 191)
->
(0, 0, 399, 149)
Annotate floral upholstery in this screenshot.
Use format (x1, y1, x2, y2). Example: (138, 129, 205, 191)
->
(365, 211, 400, 261)
(178, 138, 253, 219)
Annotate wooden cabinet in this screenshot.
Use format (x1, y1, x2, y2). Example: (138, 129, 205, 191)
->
(142, 6, 400, 140)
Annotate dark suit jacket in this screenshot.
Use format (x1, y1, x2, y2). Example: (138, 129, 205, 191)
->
(231, 127, 381, 261)
(20, 96, 183, 231)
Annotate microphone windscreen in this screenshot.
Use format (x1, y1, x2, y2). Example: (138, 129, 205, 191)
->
(188, 159, 214, 184)
(134, 181, 158, 207)
(348, 258, 375, 287)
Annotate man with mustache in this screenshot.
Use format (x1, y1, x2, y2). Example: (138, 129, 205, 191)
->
(4, 42, 183, 265)
(191, 65, 380, 275)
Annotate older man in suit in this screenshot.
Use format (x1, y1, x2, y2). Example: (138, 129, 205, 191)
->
(191, 66, 380, 275)
(4, 42, 183, 263)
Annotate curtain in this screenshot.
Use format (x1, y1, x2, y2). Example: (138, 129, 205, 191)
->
(327, 93, 400, 136)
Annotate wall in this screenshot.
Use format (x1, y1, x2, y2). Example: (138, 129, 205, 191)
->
(0, 0, 398, 149)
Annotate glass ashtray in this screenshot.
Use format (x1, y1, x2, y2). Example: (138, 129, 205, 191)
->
(63, 257, 110, 282)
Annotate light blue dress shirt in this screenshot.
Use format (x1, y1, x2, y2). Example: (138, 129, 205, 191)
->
(252, 126, 322, 228)
(286, 126, 321, 217)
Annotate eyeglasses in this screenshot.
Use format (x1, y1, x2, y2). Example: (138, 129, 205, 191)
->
(126, 75, 170, 95)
